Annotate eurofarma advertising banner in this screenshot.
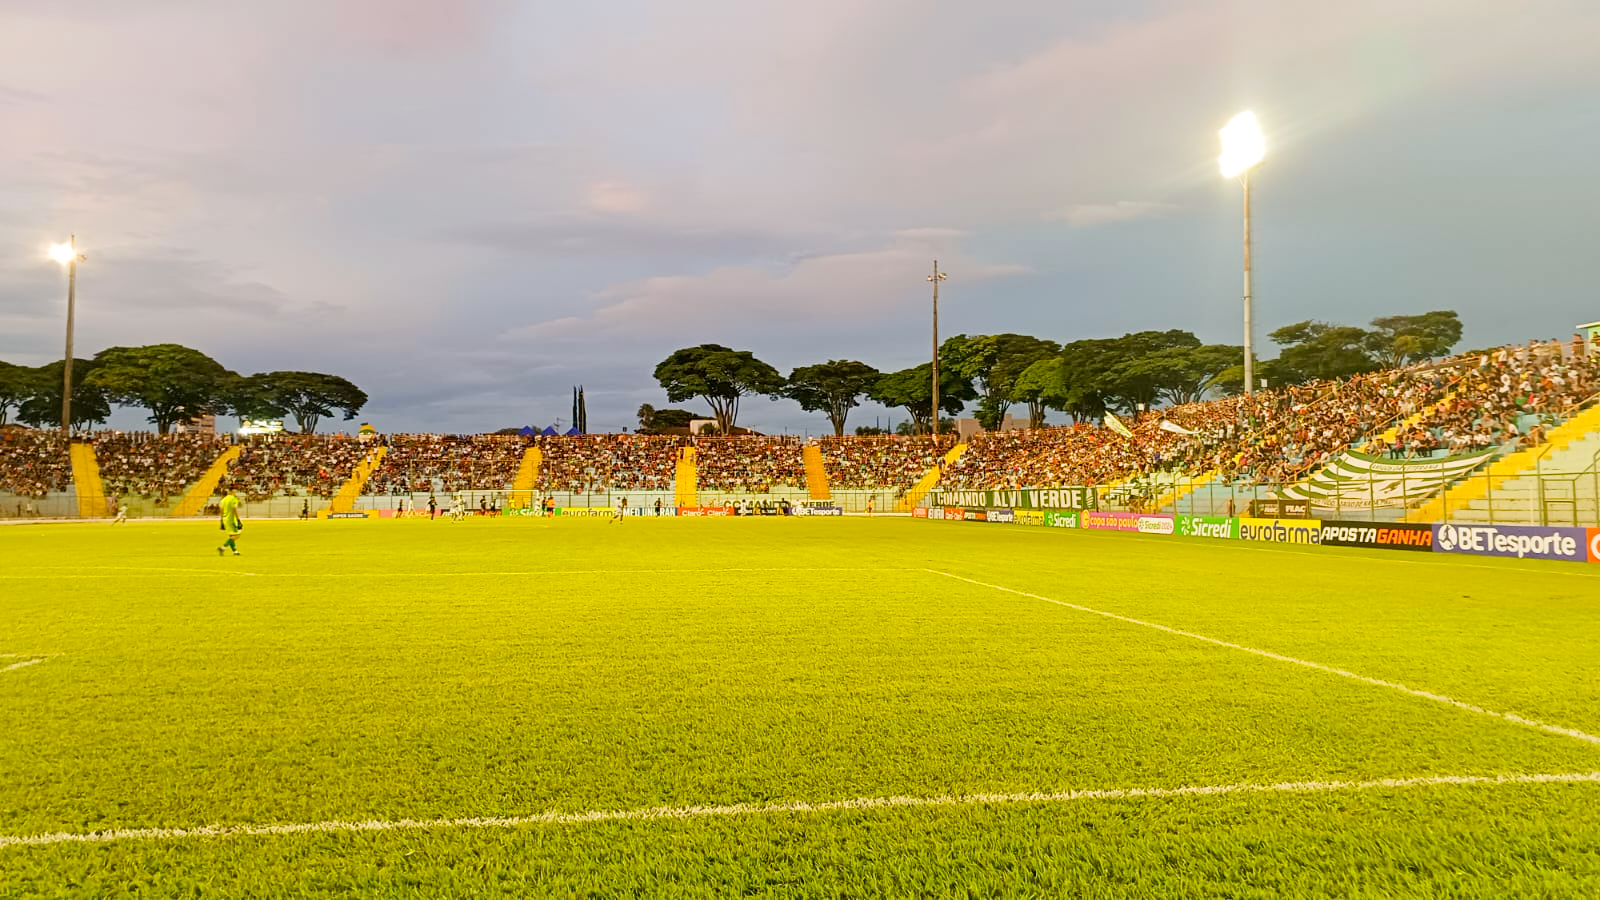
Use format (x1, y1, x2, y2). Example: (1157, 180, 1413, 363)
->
(1277, 449, 1496, 511)
(1015, 510, 1046, 526)
(1237, 517, 1323, 544)
(926, 487, 1096, 510)
(1176, 516, 1239, 539)
(1318, 520, 1434, 551)
(1432, 523, 1591, 562)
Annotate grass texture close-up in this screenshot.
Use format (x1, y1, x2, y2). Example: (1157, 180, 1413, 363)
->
(2, 516, 1599, 897)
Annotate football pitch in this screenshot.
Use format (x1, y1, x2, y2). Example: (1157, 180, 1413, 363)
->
(2, 517, 1599, 897)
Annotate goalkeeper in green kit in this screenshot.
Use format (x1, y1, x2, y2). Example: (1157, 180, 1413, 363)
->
(217, 484, 244, 556)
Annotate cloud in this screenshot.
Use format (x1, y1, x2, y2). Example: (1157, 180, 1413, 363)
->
(503, 229, 1028, 345)
(584, 180, 652, 216)
(1050, 201, 1180, 228)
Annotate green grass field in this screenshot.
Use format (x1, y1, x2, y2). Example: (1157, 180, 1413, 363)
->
(2, 517, 1599, 897)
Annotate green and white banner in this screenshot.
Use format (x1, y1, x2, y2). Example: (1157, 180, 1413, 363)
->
(1277, 449, 1496, 510)
(927, 487, 1096, 510)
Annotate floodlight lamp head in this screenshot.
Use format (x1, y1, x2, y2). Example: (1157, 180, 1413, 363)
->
(48, 242, 77, 265)
(1218, 111, 1265, 178)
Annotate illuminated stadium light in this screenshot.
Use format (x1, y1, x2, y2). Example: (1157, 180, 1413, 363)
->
(1218, 111, 1265, 178)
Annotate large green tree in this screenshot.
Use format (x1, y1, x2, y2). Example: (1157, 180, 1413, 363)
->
(780, 360, 880, 436)
(0, 361, 41, 426)
(244, 371, 368, 433)
(1365, 311, 1462, 368)
(940, 334, 1060, 430)
(85, 344, 234, 434)
(1110, 343, 1244, 406)
(16, 359, 111, 431)
(652, 344, 785, 435)
(1268, 322, 1379, 384)
(867, 363, 975, 435)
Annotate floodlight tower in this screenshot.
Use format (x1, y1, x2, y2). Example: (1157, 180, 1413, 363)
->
(48, 237, 86, 433)
(1219, 111, 1265, 394)
(928, 261, 948, 438)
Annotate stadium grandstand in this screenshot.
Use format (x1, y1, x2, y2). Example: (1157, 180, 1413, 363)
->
(2, 337, 1597, 522)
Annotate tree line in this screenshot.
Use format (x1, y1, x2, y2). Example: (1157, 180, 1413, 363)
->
(0, 344, 367, 434)
(647, 311, 1462, 436)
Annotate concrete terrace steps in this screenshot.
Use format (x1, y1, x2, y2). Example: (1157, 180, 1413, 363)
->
(898, 443, 965, 513)
(1407, 403, 1600, 524)
(328, 446, 386, 514)
(802, 444, 831, 500)
(511, 446, 542, 507)
(170, 445, 243, 518)
(68, 442, 107, 518)
(674, 447, 698, 509)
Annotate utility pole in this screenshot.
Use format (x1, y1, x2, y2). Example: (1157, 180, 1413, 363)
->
(928, 261, 947, 438)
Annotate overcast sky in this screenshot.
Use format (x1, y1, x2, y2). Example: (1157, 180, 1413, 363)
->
(2, 0, 1597, 436)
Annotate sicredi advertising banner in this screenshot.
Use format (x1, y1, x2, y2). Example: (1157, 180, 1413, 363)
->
(1318, 521, 1433, 552)
(1432, 523, 1590, 562)
(1238, 518, 1323, 545)
(1043, 510, 1080, 528)
(1176, 515, 1238, 540)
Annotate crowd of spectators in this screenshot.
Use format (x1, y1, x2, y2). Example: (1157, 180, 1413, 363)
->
(536, 435, 687, 492)
(92, 432, 230, 502)
(1366, 343, 1599, 458)
(944, 340, 1600, 491)
(0, 428, 71, 498)
(695, 437, 805, 492)
(818, 436, 950, 489)
(366, 435, 526, 495)
(228, 434, 373, 500)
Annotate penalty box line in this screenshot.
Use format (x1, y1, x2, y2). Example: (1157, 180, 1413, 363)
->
(927, 569, 1600, 749)
(2, 771, 1596, 851)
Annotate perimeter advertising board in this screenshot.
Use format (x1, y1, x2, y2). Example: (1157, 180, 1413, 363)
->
(1318, 521, 1433, 552)
(986, 509, 1016, 523)
(1015, 510, 1045, 526)
(1175, 515, 1238, 540)
(1432, 523, 1589, 562)
(1043, 510, 1080, 528)
(1590, 529, 1600, 563)
(926, 487, 1096, 510)
(1237, 517, 1323, 545)
(1081, 511, 1174, 534)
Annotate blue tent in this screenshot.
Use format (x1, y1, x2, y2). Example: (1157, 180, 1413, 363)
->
(518, 426, 536, 438)
(564, 426, 581, 436)
(541, 426, 559, 437)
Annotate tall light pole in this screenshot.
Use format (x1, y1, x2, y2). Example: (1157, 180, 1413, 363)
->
(49, 237, 86, 434)
(928, 260, 947, 438)
(1219, 111, 1265, 394)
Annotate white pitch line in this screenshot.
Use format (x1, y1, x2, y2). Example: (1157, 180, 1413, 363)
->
(1, 658, 46, 674)
(2, 770, 1596, 851)
(928, 569, 1600, 747)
